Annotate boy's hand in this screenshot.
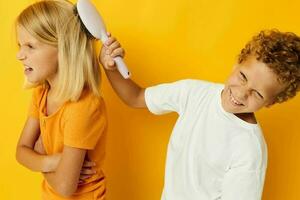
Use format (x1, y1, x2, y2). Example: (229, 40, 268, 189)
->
(99, 33, 125, 71)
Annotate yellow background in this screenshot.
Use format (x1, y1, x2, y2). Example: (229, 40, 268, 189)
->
(1, 0, 299, 199)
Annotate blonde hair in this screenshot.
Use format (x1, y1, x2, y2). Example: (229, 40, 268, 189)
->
(16, 0, 101, 102)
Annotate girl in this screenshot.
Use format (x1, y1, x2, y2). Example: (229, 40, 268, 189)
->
(15, 0, 108, 199)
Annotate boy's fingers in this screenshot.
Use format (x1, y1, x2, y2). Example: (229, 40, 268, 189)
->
(108, 59, 115, 67)
(108, 41, 120, 51)
(111, 48, 125, 58)
(106, 63, 117, 70)
(105, 48, 111, 55)
(105, 36, 115, 46)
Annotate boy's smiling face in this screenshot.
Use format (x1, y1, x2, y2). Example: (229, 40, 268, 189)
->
(222, 55, 287, 114)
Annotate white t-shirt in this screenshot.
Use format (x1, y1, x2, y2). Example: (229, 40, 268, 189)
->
(145, 79, 267, 200)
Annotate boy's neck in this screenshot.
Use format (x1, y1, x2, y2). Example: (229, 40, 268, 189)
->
(234, 112, 257, 124)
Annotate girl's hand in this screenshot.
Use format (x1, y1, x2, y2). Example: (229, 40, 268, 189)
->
(35, 134, 96, 183)
(99, 32, 125, 71)
(78, 159, 97, 185)
(34, 135, 46, 155)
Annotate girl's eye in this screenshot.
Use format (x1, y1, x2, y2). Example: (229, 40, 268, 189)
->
(28, 44, 34, 49)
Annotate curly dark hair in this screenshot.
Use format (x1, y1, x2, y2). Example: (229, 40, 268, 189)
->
(238, 29, 300, 103)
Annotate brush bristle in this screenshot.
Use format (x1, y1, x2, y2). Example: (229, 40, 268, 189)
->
(73, 4, 96, 40)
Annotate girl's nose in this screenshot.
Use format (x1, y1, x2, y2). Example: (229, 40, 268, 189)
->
(16, 49, 26, 60)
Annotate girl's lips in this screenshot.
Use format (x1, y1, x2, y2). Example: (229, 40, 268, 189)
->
(24, 65, 33, 75)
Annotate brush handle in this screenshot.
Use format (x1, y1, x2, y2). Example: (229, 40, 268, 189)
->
(101, 34, 131, 79)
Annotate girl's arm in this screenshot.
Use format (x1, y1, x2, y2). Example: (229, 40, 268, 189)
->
(100, 34, 146, 108)
(17, 118, 94, 197)
(42, 146, 87, 197)
(16, 117, 60, 172)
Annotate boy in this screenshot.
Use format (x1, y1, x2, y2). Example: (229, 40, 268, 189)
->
(99, 30, 300, 199)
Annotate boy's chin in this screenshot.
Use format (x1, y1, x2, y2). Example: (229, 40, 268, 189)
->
(223, 105, 255, 114)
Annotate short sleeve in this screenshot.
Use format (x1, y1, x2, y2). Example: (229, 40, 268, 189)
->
(221, 169, 265, 200)
(63, 96, 107, 150)
(145, 79, 210, 115)
(221, 133, 267, 200)
(145, 79, 211, 115)
(28, 86, 44, 119)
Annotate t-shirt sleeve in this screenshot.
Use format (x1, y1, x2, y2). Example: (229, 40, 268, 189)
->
(221, 134, 266, 200)
(63, 97, 107, 150)
(28, 86, 43, 119)
(144, 79, 209, 115)
(221, 169, 265, 200)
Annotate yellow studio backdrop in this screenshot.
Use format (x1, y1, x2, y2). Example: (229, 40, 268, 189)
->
(1, 0, 299, 199)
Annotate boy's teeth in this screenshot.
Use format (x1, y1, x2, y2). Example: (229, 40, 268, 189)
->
(230, 91, 243, 106)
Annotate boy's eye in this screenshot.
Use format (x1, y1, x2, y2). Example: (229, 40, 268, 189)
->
(239, 72, 247, 81)
(255, 91, 264, 99)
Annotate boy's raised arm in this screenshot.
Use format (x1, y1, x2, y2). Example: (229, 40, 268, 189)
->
(99, 35, 146, 108)
(104, 69, 146, 108)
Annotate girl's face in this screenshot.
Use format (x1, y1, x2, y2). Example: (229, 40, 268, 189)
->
(16, 26, 58, 85)
(222, 55, 286, 114)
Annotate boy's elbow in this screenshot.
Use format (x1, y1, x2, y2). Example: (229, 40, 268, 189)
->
(127, 99, 141, 108)
(128, 88, 146, 108)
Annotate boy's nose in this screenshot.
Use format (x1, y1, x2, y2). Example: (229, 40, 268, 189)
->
(236, 89, 249, 101)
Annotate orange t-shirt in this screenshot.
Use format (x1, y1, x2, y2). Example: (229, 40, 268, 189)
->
(29, 85, 108, 200)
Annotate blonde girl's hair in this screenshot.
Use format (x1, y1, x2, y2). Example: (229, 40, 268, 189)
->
(16, 0, 101, 102)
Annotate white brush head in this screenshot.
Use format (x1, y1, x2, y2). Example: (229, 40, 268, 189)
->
(76, 0, 107, 40)
(76, 0, 131, 79)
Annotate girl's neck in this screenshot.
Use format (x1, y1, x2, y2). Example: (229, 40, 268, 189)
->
(46, 73, 58, 92)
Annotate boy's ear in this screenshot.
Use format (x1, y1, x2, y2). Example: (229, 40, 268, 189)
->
(232, 62, 239, 71)
(265, 100, 276, 108)
(265, 103, 273, 108)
